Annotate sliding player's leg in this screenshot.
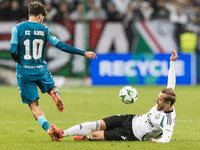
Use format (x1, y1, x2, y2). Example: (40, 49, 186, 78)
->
(49, 121, 102, 141)
(54, 116, 130, 141)
(62, 120, 101, 137)
(72, 120, 106, 141)
(74, 115, 136, 141)
(74, 130, 105, 141)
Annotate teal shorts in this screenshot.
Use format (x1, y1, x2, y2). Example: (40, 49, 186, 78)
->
(17, 71, 55, 104)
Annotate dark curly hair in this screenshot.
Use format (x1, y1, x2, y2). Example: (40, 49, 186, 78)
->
(28, 1, 47, 17)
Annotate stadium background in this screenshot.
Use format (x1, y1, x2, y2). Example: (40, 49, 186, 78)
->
(0, 0, 200, 86)
(0, 1, 200, 149)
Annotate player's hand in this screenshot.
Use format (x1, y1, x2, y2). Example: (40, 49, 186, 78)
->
(170, 50, 178, 61)
(150, 138, 161, 143)
(84, 51, 97, 60)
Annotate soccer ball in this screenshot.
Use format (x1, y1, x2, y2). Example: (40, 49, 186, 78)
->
(119, 86, 138, 104)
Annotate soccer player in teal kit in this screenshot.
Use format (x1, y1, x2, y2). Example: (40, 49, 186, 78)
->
(10, 1, 96, 141)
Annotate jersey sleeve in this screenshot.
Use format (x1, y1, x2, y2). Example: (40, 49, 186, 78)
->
(46, 28, 60, 46)
(157, 113, 175, 143)
(10, 26, 18, 44)
(10, 25, 19, 61)
(55, 41, 85, 56)
(167, 61, 176, 90)
(46, 27, 85, 56)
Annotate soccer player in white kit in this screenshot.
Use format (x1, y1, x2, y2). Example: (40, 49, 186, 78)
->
(50, 50, 178, 143)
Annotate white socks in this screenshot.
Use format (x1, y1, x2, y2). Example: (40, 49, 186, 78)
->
(62, 120, 101, 137)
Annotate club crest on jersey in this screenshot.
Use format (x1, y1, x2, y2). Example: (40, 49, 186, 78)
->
(155, 114, 160, 119)
(50, 31, 55, 36)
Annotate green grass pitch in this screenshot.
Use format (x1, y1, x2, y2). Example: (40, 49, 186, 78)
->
(0, 85, 200, 150)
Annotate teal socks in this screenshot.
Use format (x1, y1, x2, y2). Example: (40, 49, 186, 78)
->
(38, 116, 50, 131)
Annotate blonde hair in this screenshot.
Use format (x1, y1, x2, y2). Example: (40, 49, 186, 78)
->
(161, 88, 176, 106)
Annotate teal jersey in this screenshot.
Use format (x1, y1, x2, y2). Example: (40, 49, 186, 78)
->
(10, 21, 60, 80)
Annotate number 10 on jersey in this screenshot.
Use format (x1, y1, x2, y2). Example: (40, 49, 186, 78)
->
(24, 39, 44, 60)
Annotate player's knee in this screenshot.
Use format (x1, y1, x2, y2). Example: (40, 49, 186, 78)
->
(100, 120, 106, 130)
(91, 132, 98, 139)
(91, 131, 104, 140)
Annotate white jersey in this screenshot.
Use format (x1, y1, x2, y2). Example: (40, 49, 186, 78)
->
(132, 61, 176, 143)
(132, 105, 176, 143)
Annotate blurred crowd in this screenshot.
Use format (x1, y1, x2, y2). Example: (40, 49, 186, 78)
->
(0, 0, 199, 23)
(1, 0, 200, 30)
(0, 0, 200, 52)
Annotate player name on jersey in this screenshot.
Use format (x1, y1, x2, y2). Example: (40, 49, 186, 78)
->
(25, 30, 44, 36)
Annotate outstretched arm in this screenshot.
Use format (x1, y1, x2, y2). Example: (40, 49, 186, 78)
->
(151, 50, 178, 143)
(55, 41, 85, 55)
(167, 50, 178, 90)
(55, 41, 97, 59)
(47, 29, 97, 59)
(150, 127, 174, 143)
